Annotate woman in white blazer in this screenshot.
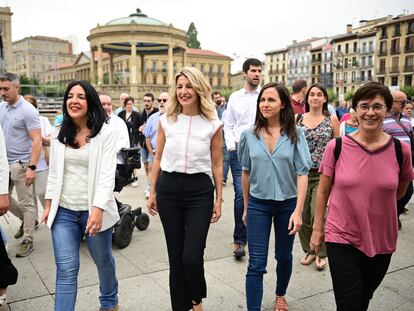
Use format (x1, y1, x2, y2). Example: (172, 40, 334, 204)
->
(41, 80, 119, 311)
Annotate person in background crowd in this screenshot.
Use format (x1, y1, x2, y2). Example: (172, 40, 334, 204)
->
(311, 82, 413, 311)
(0, 123, 18, 309)
(290, 79, 308, 115)
(382, 91, 413, 229)
(23, 95, 52, 222)
(339, 108, 359, 136)
(118, 96, 141, 147)
(41, 80, 119, 311)
(0, 73, 41, 258)
(147, 67, 223, 311)
(297, 83, 339, 271)
(403, 100, 414, 127)
(239, 82, 312, 311)
(144, 92, 169, 164)
(336, 100, 349, 120)
(114, 93, 129, 115)
(223, 58, 262, 259)
(138, 93, 159, 199)
(213, 91, 230, 185)
(99, 92, 130, 164)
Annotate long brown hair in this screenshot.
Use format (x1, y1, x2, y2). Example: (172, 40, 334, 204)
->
(304, 84, 330, 116)
(253, 83, 297, 143)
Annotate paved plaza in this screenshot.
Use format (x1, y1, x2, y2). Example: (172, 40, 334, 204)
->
(1, 168, 413, 311)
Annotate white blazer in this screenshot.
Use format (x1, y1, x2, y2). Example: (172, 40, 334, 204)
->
(45, 123, 120, 231)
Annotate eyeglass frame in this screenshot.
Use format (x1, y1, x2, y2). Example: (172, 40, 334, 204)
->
(356, 103, 387, 111)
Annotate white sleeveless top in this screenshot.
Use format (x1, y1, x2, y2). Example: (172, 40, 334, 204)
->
(59, 144, 89, 211)
(160, 113, 222, 177)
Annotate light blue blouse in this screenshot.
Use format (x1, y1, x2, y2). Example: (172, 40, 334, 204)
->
(238, 126, 312, 201)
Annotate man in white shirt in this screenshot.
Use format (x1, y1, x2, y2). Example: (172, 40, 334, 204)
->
(223, 58, 262, 259)
(99, 93, 130, 164)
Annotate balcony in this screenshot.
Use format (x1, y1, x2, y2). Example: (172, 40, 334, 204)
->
(378, 49, 388, 56)
(311, 58, 321, 64)
(377, 68, 386, 75)
(403, 65, 414, 72)
(389, 66, 400, 74)
(405, 46, 414, 52)
(390, 47, 401, 55)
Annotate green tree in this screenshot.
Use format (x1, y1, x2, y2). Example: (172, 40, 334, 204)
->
(219, 88, 233, 102)
(186, 22, 201, 49)
(344, 90, 355, 102)
(401, 86, 414, 98)
(326, 88, 337, 104)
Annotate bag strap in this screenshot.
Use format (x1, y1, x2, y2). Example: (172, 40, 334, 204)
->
(392, 137, 403, 172)
(391, 114, 414, 139)
(334, 137, 342, 162)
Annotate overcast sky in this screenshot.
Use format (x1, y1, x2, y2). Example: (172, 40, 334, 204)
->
(4, 0, 414, 72)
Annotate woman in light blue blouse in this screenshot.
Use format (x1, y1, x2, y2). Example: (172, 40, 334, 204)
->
(239, 82, 312, 311)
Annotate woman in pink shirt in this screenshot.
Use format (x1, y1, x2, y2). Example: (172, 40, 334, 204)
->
(310, 82, 414, 310)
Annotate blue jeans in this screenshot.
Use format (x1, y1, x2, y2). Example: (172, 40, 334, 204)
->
(246, 195, 296, 311)
(229, 149, 246, 245)
(51, 207, 118, 311)
(222, 146, 230, 183)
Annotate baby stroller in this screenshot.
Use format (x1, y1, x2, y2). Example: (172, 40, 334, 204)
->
(113, 147, 150, 249)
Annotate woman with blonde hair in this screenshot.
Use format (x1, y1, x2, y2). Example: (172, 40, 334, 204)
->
(147, 67, 223, 311)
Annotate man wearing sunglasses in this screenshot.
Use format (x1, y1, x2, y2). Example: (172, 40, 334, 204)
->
(144, 92, 169, 198)
(383, 90, 413, 230)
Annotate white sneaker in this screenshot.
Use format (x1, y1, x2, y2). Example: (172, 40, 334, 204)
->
(0, 292, 7, 309)
(131, 181, 138, 187)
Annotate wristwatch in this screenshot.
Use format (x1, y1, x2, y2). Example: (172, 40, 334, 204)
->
(27, 164, 37, 171)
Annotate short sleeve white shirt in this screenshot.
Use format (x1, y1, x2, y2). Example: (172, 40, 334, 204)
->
(160, 114, 222, 177)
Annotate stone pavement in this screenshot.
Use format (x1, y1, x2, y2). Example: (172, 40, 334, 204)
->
(1, 168, 413, 311)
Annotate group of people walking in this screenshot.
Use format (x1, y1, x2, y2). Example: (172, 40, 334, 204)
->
(0, 57, 413, 311)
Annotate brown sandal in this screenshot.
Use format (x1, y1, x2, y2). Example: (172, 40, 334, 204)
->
(315, 256, 327, 271)
(300, 253, 316, 265)
(275, 296, 288, 311)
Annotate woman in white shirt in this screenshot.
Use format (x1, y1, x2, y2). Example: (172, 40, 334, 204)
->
(41, 80, 119, 311)
(147, 67, 223, 311)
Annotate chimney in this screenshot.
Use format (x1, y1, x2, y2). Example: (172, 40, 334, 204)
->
(346, 24, 352, 33)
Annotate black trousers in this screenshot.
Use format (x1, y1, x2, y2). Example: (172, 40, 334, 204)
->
(0, 231, 18, 288)
(157, 171, 214, 311)
(326, 242, 392, 311)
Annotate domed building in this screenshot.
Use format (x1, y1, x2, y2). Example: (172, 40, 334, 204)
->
(53, 9, 232, 105)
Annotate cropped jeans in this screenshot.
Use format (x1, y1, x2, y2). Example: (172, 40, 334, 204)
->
(246, 195, 296, 311)
(51, 207, 118, 311)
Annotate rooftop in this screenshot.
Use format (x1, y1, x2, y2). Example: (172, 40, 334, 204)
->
(106, 8, 167, 27)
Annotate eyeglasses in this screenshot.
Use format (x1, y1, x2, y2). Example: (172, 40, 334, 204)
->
(157, 99, 168, 103)
(356, 103, 386, 111)
(393, 99, 412, 105)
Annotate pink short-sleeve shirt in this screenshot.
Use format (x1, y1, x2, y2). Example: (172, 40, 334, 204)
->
(319, 135, 414, 257)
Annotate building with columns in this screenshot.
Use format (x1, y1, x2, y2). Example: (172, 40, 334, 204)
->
(0, 7, 13, 73)
(45, 9, 232, 105)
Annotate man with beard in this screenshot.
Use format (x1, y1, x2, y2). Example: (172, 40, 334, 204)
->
(144, 92, 169, 193)
(290, 79, 308, 115)
(223, 58, 262, 259)
(139, 93, 158, 198)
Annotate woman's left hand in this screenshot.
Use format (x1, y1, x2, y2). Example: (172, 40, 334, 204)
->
(85, 207, 104, 237)
(288, 210, 302, 235)
(211, 199, 222, 223)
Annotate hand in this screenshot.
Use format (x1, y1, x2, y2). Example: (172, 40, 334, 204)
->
(229, 147, 236, 152)
(242, 209, 247, 225)
(310, 229, 324, 254)
(40, 206, 50, 224)
(288, 210, 302, 235)
(25, 168, 36, 186)
(138, 125, 144, 133)
(147, 193, 158, 216)
(211, 199, 222, 223)
(85, 207, 104, 237)
(0, 194, 9, 216)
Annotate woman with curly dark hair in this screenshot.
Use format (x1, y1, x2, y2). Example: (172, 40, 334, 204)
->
(41, 80, 119, 311)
